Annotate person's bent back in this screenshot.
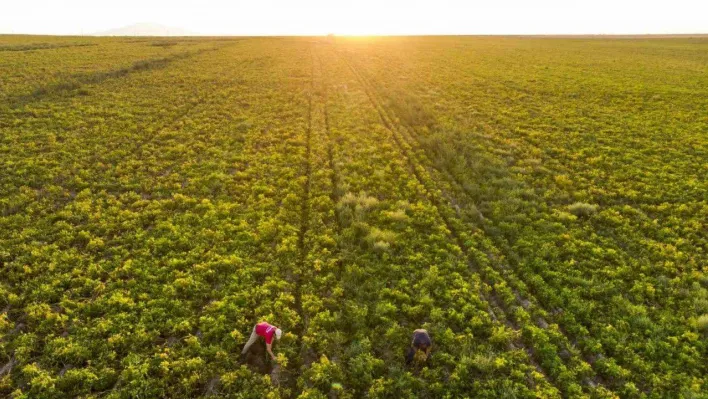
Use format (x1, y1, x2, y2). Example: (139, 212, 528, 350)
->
(241, 321, 282, 362)
(406, 328, 432, 364)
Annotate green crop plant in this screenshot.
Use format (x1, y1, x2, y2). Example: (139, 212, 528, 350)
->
(1, 34, 705, 398)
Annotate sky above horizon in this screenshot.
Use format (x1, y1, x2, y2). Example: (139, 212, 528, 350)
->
(1, 0, 707, 35)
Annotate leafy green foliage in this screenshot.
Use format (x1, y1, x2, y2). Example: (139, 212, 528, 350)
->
(1, 34, 705, 398)
(339, 35, 707, 397)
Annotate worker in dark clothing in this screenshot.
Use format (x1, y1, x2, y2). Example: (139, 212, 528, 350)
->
(406, 328, 432, 364)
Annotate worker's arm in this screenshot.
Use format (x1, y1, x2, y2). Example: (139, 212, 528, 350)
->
(405, 346, 415, 364)
(266, 343, 276, 361)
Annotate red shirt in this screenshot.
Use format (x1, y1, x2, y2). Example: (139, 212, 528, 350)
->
(256, 322, 277, 344)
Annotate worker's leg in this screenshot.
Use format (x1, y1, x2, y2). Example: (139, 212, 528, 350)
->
(405, 346, 415, 364)
(241, 326, 259, 354)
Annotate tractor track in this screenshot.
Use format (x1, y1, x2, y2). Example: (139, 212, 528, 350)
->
(284, 44, 317, 393)
(336, 48, 610, 397)
(340, 51, 648, 394)
(374, 54, 661, 395)
(315, 49, 345, 265)
(338, 49, 629, 396)
(286, 43, 348, 396)
(5, 46, 222, 108)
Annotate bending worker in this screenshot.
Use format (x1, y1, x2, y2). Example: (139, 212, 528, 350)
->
(406, 328, 432, 364)
(241, 321, 282, 361)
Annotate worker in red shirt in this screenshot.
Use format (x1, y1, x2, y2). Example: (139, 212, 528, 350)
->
(241, 321, 283, 361)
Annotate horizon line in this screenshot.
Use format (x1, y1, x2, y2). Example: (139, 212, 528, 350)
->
(2, 32, 707, 37)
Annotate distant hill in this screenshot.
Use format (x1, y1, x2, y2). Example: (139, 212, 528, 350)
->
(94, 23, 195, 37)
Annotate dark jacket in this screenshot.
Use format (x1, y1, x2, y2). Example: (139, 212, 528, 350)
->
(406, 329, 431, 364)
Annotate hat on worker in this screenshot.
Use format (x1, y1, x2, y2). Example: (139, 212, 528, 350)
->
(275, 328, 282, 340)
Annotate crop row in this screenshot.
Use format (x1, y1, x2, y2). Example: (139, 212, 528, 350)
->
(0, 37, 229, 103)
(0, 38, 319, 398)
(334, 37, 706, 397)
(3, 36, 704, 398)
(288, 42, 566, 398)
(334, 45, 618, 398)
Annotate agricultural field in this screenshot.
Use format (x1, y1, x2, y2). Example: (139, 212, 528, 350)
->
(0, 34, 706, 398)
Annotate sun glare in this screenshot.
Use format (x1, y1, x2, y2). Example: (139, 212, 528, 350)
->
(1, 0, 706, 35)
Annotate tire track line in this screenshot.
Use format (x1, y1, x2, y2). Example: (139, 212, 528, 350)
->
(285, 43, 316, 393)
(336, 48, 574, 396)
(339, 50, 622, 396)
(5, 45, 232, 108)
(347, 52, 625, 392)
(315, 48, 344, 269)
(385, 61, 652, 394)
